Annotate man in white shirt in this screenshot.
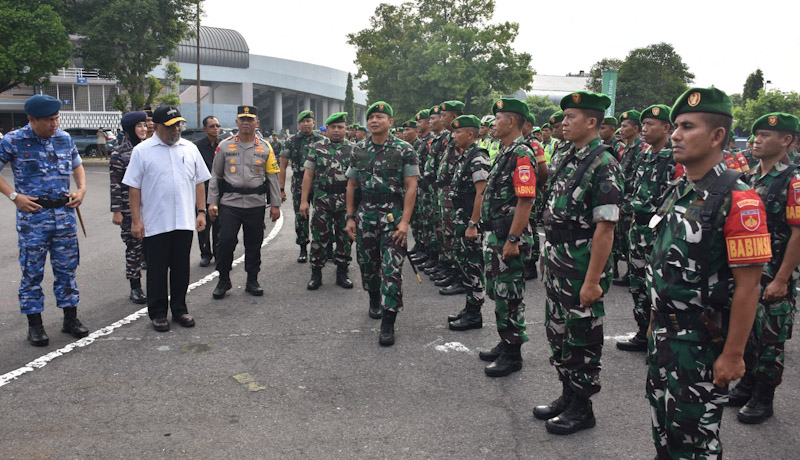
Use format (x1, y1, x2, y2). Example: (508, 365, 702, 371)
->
(123, 106, 211, 332)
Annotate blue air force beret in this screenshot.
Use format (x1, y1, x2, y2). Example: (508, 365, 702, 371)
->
(120, 111, 147, 128)
(25, 95, 61, 118)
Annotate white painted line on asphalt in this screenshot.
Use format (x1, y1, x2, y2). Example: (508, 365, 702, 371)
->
(0, 215, 284, 389)
(606, 332, 636, 341)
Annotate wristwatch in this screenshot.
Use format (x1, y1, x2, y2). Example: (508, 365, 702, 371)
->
(197, 209, 207, 214)
(280, 187, 285, 192)
(346, 214, 356, 221)
(8, 192, 18, 201)
(507, 233, 520, 243)
(467, 220, 477, 228)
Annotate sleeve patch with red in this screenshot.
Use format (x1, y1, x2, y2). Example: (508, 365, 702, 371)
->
(513, 154, 536, 197)
(724, 189, 772, 264)
(787, 177, 800, 226)
(723, 153, 741, 172)
(532, 142, 546, 164)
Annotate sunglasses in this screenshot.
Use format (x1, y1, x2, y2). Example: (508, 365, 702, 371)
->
(206, 124, 220, 128)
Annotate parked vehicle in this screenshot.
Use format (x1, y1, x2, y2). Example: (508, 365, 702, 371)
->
(64, 128, 117, 157)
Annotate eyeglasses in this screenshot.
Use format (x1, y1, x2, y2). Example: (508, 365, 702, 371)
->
(206, 124, 220, 128)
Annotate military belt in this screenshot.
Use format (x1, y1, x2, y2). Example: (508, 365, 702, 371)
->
(219, 180, 268, 195)
(545, 227, 595, 244)
(484, 215, 515, 239)
(318, 184, 347, 194)
(634, 213, 654, 226)
(37, 196, 70, 208)
(361, 191, 402, 204)
(652, 310, 704, 332)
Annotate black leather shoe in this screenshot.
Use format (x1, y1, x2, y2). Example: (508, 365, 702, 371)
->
(545, 395, 596, 435)
(737, 382, 775, 424)
(297, 246, 308, 263)
(152, 318, 170, 332)
(307, 268, 323, 290)
(485, 343, 523, 377)
(422, 263, 441, 274)
(410, 252, 428, 263)
(429, 268, 450, 280)
(534, 381, 573, 420)
(379, 310, 397, 346)
(479, 342, 503, 362)
(199, 255, 212, 267)
(173, 314, 195, 328)
(727, 374, 756, 407)
(524, 261, 538, 280)
(368, 290, 382, 319)
(129, 287, 146, 304)
(419, 259, 438, 270)
(62, 318, 89, 338)
(213, 278, 232, 299)
(434, 275, 455, 287)
(335, 265, 353, 289)
(439, 283, 465, 295)
(616, 330, 648, 351)
(28, 325, 49, 347)
(448, 310, 482, 331)
(448, 308, 466, 322)
(245, 279, 264, 296)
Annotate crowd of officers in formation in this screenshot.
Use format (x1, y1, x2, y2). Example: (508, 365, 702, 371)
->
(3, 81, 800, 458)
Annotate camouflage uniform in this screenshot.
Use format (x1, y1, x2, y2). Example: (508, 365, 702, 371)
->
(109, 137, 144, 282)
(524, 135, 547, 272)
(450, 142, 490, 309)
(413, 132, 435, 247)
(436, 132, 459, 266)
(425, 131, 449, 259)
(0, 125, 81, 315)
(481, 136, 536, 344)
(304, 137, 354, 269)
(282, 131, 325, 246)
(542, 136, 621, 398)
(614, 136, 647, 269)
(346, 134, 419, 311)
(646, 164, 771, 459)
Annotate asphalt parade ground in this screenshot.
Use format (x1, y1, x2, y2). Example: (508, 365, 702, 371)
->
(0, 162, 798, 459)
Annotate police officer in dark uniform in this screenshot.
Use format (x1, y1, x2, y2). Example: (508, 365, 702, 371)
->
(207, 106, 282, 298)
(195, 115, 222, 267)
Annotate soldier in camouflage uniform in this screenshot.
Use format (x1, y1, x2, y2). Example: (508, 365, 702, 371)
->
(522, 112, 549, 281)
(410, 110, 434, 264)
(345, 101, 419, 347)
(280, 110, 325, 263)
(420, 106, 449, 278)
(445, 115, 490, 331)
(110, 111, 148, 305)
(727, 113, 800, 425)
(647, 88, 770, 459)
(402, 120, 418, 145)
(475, 98, 536, 378)
(269, 132, 283, 157)
(300, 112, 354, 291)
(617, 104, 679, 351)
(534, 91, 621, 435)
(599, 116, 617, 146)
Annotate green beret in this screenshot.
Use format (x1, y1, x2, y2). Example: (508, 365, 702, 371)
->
(325, 112, 348, 125)
(670, 87, 732, 123)
(491, 98, 530, 118)
(602, 116, 618, 126)
(560, 91, 611, 113)
(430, 106, 441, 115)
(270, 132, 278, 137)
(440, 100, 465, 113)
(396, 127, 404, 133)
(451, 115, 481, 129)
(752, 112, 800, 134)
(525, 112, 536, 124)
(549, 110, 564, 124)
(748, 135, 755, 142)
(403, 120, 417, 129)
(297, 110, 315, 123)
(542, 123, 551, 130)
(416, 109, 430, 121)
(356, 124, 367, 132)
(618, 110, 642, 123)
(641, 105, 671, 123)
(532, 127, 541, 133)
(367, 101, 393, 118)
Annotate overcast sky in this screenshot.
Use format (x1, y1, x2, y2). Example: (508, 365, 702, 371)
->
(203, 0, 800, 97)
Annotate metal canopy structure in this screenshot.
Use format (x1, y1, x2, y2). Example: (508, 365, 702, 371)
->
(174, 26, 249, 69)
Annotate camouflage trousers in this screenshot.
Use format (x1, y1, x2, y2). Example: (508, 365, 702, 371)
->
(744, 297, 795, 387)
(291, 177, 310, 247)
(613, 212, 631, 266)
(525, 194, 544, 264)
(647, 331, 726, 459)
(310, 193, 352, 269)
(120, 211, 144, 280)
(411, 181, 429, 246)
(356, 206, 407, 312)
(628, 222, 653, 330)
(17, 208, 80, 315)
(483, 230, 529, 344)
(454, 216, 484, 308)
(544, 273, 605, 398)
(438, 192, 456, 264)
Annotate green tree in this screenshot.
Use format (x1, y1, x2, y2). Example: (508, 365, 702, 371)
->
(156, 62, 183, 106)
(733, 89, 800, 136)
(344, 72, 356, 121)
(615, 43, 694, 113)
(0, 0, 73, 93)
(72, 0, 196, 110)
(742, 68, 764, 102)
(347, 0, 533, 123)
(525, 95, 558, 127)
(585, 58, 623, 93)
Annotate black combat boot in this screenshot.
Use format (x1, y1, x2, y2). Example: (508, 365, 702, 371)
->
(479, 341, 503, 362)
(62, 307, 89, 339)
(379, 310, 397, 346)
(533, 380, 573, 420)
(448, 302, 482, 331)
(545, 394, 596, 435)
(368, 290, 382, 319)
(27, 313, 48, 347)
(297, 245, 308, 263)
(737, 382, 775, 424)
(485, 342, 523, 377)
(727, 374, 756, 407)
(335, 264, 353, 289)
(213, 274, 232, 299)
(129, 278, 146, 304)
(307, 267, 323, 290)
(524, 260, 538, 280)
(419, 252, 439, 270)
(616, 326, 648, 352)
(439, 282, 465, 295)
(434, 274, 456, 287)
(245, 273, 263, 296)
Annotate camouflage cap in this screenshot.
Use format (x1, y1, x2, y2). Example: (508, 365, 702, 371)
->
(491, 97, 530, 118)
(751, 112, 800, 134)
(403, 120, 418, 129)
(641, 105, 671, 123)
(325, 112, 348, 125)
(602, 116, 618, 126)
(416, 109, 430, 120)
(451, 114, 481, 129)
(560, 91, 611, 113)
(297, 110, 315, 123)
(440, 100, 465, 113)
(549, 110, 564, 124)
(367, 101, 393, 118)
(670, 87, 732, 123)
(618, 110, 642, 123)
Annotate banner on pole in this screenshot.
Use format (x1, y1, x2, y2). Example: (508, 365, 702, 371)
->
(602, 71, 618, 116)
